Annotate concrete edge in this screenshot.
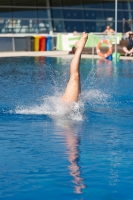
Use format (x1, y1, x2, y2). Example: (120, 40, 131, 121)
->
(0, 51, 132, 60)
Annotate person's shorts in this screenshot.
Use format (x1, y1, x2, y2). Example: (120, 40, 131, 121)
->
(126, 45, 133, 50)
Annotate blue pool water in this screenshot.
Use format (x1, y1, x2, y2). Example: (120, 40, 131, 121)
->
(0, 56, 133, 200)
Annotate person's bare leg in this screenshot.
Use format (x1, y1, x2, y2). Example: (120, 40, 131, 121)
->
(61, 32, 88, 103)
(129, 47, 133, 55)
(123, 47, 130, 55)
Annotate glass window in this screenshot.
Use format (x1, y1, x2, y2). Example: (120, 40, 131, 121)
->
(117, 11, 124, 21)
(105, 10, 115, 20)
(51, 8, 63, 19)
(117, 2, 123, 10)
(0, 0, 11, 6)
(84, 10, 104, 20)
(84, 10, 91, 19)
(122, 2, 128, 10)
(83, 0, 103, 8)
(20, 20, 30, 26)
(52, 20, 65, 32)
(117, 21, 122, 32)
(37, 9, 49, 18)
(20, 20, 30, 33)
(30, 20, 39, 33)
(0, 19, 14, 33)
(0, 8, 11, 18)
(0, 20, 4, 33)
(50, 0, 62, 7)
(12, 0, 36, 6)
(64, 21, 85, 32)
(85, 21, 96, 32)
(123, 11, 129, 20)
(11, 19, 31, 33)
(131, 13, 133, 21)
(130, 2, 133, 9)
(96, 21, 106, 32)
(63, 9, 84, 19)
(36, 0, 48, 7)
(123, 20, 131, 32)
(103, 1, 115, 9)
(12, 8, 36, 18)
(62, 0, 83, 8)
(38, 20, 50, 33)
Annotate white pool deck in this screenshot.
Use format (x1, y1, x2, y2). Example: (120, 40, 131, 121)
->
(0, 51, 132, 60)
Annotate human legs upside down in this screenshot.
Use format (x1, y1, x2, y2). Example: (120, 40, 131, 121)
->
(61, 32, 88, 103)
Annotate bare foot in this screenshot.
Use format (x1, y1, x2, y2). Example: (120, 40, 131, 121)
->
(75, 32, 88, 50)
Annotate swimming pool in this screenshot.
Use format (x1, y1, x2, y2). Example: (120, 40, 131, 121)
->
(0, 56, 133, 200)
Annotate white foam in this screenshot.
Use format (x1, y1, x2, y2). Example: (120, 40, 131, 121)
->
(15, 95, 84, 121)
(14, 89, 109, 121)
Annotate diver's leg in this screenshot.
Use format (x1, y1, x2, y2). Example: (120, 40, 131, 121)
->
(62, 32, 88, 103)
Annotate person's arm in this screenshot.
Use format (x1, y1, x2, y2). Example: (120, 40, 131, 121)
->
(103, 29, 107, 33)
(111, 29, 115, 33)
(126, 31, 133, 37)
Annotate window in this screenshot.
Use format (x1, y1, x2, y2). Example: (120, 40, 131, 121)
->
(51, 8, 63, 19)
(117, 2, 123, 10)
(105, 10, 115, 20)
(123, 11, 130, 20)
(52, 20, 65, 32)
(122, 2, 128, 10)
(84, 10, 95, 20)
(64, 21, 85, 32)
(130, 2, 133, 9)
(103, 1, 115, 9)
(85, 21, 96, 32)
(123, 20, 131, 32)
(84, 10, 104, 20)
(38, 20, 50, 33)
(117, 11, 124, 21)
(0, 8, 11, 18)
(12, 8, 36, 18)
(63, 9, 84, 19)
(37, 9, 49, 18)
(96, 21, 106, 32)
(117, 21, 122, 32)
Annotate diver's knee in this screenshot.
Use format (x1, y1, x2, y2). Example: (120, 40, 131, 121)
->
(71, 73, 80, 81)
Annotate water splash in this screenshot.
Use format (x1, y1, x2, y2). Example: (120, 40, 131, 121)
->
(82, 89, 110, 106)
(14, 89, 109, 121)
(15, 95, 85, 121)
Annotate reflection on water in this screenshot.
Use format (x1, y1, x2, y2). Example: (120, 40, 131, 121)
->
(96, 59, 113, 77)
(56, 121, 86, 194)
(107, 129, 121, 194)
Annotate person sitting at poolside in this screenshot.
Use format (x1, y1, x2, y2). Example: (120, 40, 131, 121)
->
(123, 31, 133, 56)
(103, 26, 115, 34)
(61, 32, 88, 104)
